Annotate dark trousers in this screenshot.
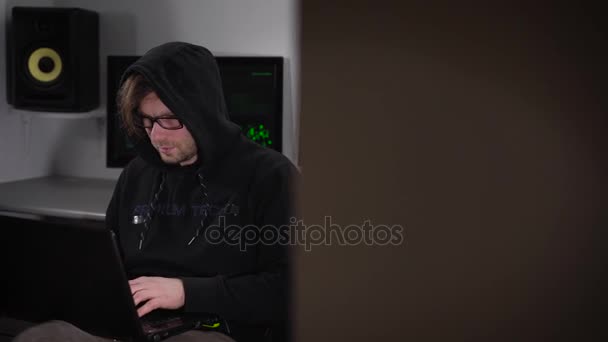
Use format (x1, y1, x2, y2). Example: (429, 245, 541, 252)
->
(12, 320, 236, 342)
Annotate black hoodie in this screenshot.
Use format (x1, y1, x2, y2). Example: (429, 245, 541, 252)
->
(105, 42, 297, 341)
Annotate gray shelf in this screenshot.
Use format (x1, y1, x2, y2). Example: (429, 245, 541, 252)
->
(0, 176, 117, 222)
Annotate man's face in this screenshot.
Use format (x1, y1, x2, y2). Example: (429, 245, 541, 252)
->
(139, 92, 198, 166)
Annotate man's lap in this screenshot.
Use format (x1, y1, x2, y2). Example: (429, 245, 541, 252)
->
(12, 320, 235, 342)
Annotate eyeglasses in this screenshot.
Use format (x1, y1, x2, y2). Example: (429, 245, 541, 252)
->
(135, 113, 184, 130)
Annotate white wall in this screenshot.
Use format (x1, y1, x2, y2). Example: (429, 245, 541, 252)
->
(0, 0, 299, 182)
(0, 0, 54, 182)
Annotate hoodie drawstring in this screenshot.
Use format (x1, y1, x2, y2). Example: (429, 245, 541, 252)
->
(137, 169, 216, 250)
(138, 172, 166, 250)
(187, 171, 210, 245)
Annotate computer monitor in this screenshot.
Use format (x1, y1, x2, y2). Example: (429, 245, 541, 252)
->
(106, 55, 283, 168)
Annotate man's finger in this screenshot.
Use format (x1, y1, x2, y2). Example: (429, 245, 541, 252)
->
(128, 277, 141, 284)
(133, 289, 156, 307)
(128, 276, 150, 285)
(137, 298, 159, 317)
(129, 277, 159, 294)
(130, 282, 147, 295)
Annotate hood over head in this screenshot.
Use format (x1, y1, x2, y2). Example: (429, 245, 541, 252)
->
(120, 42, 242, 170)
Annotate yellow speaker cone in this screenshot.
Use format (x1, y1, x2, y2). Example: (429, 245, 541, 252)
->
(27, 47, 62, 83)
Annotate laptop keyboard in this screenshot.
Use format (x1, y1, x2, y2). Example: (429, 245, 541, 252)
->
(141, 316, 185, 334)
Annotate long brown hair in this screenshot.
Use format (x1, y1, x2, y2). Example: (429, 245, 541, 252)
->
(116, 73, 152, 137)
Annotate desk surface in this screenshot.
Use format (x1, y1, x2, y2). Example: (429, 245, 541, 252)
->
(0, 176, 117, 222)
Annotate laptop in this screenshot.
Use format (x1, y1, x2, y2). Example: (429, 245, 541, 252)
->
(0, 214, 227, 341)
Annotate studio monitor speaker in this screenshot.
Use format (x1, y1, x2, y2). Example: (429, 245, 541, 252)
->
(6, 7, 99, 112)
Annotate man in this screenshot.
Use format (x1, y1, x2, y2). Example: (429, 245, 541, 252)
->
(14, 42, 297, 342)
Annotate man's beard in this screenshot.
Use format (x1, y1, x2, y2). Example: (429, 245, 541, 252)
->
(154, 143, 196, 165)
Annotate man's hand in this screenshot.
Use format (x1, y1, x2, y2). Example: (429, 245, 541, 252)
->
(129, 276, 186, 317)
